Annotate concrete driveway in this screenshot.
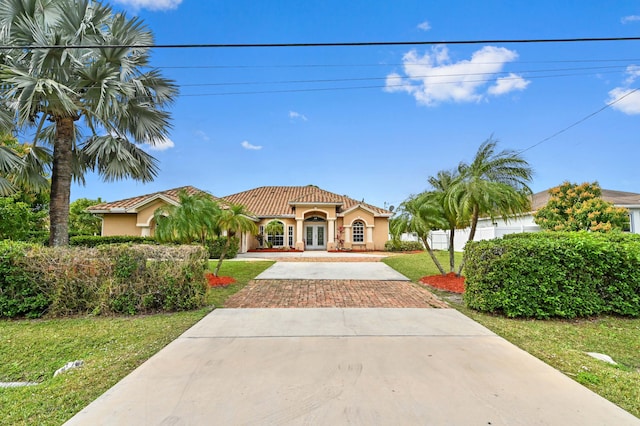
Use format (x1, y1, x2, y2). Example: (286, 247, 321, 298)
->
(65, 308, 639, 425)
(255, 261, 409, 280)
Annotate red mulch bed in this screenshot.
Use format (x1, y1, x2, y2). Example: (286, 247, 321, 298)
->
(205, 273, 236, 287)
(420, 273, 465, 294)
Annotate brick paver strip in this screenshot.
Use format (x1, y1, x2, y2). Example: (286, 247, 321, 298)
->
(225, 280, 449, 308)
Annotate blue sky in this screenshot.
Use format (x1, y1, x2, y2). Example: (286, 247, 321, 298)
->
(73, 0, 640, 211)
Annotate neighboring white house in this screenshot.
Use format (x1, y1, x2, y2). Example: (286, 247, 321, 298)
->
(428, 188, 640, 252)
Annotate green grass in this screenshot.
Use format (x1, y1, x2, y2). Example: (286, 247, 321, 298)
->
(382, 250, 462, 281)
(0, 311, 208, 425)
(0, 260, 272, 425)
(384, 251, 640, 418)
(206, 260, 274, 307)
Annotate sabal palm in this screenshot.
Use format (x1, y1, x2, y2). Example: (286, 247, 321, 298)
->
(0, 0, 177, 246)
(213, 204, 258, 276)
(392, 194, 447, 275)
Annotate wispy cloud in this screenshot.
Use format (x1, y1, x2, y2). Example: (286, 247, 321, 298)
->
(289, 111, 308, 121)
(385, 45, 528, 106)
(241, 140, 262, 150)
(608, 65, 640, 115)
(195, 130, 210, 142)
(488, 73, 530, 95)
(148, 137, 175, 151)
(112, 0, 182, 11)
(621, 15, 640, 24)
(417, 21, 431, 31)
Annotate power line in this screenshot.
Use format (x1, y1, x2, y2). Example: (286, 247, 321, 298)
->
(2, 36, 640, 51)
(518, 88, 639, 154)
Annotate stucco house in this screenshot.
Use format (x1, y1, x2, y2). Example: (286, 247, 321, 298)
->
(429, 188, 640, 252)
(87, 185, 392, 252)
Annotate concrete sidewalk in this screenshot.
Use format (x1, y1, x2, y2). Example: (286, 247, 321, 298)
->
(65, 309, 639, 425)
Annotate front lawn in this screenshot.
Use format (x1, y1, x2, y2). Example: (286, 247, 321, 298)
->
(385, 251, 640, 418)
(0, 259, 273, 425)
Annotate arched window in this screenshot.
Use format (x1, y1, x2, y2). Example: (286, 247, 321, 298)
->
(352, 220, 365, 243)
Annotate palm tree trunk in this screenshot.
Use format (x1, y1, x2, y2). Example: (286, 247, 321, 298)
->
(49, 117, 74, 246)
(421, 237, 446, 275)
(448, 228, 456, 273)
(213, 235, 232, 276)
(457, 205, 479, 276)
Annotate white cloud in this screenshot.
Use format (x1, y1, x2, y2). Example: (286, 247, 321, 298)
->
(113, 0, 182, 11)
(621, 15, 640, 24)
(195, 130, 210, 141)
(148, 137, 175, 151)
(417, 21, 431, 31)
(241, 140, 262, 150)
(607, 66, 640, 115)
(488, 73, 530, 95)
(385, 45, 529, 106)
(289, 111, 308, 121)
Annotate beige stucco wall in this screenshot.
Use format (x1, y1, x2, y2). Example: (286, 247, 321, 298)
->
(137, 199, 169, 226)
(101, 214, 139, 236)
(373, 217, 390, 250)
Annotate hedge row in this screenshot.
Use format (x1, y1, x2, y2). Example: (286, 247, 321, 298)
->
(69, 235, 238, 260)
(384, 240, 424, 252)
(463, 232, 640, 318)
(0, 241, 209, 318)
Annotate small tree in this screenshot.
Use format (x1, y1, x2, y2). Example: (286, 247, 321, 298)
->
(154, 191, 221, 245)
(0, 196, 47, 241)
(69, 198, 103, 236)
(213, 204, 257, 276)
(534, 182, 629, 232)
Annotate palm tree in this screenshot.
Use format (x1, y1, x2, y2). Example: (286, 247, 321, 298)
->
(0, 0, 177, 246)
(391, 194, 447, 275)
(153, 191, 221, 245)
(448, 138, 533, 275)
(425, 169, 470, 274)
(213, 204, 258, 277)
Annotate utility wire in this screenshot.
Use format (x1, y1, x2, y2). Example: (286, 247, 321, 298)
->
(518, 88, 639, 154)
(1, 36, 640, 50)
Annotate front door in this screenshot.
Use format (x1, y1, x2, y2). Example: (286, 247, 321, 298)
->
(305, 225, 326, 250)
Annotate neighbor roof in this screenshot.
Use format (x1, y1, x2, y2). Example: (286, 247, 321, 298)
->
(222, 185, 392, 217)
(531, 188, 640, 211)
(87, 186, 215, 213)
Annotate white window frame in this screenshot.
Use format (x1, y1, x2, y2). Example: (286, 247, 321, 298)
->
(353, 220, 364, 243)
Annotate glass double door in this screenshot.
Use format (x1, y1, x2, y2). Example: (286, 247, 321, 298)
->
(305, 225, 326, 250)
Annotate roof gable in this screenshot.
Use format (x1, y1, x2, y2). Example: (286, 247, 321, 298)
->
(222, 185, 391, 217)
(88, 186, 215, 213)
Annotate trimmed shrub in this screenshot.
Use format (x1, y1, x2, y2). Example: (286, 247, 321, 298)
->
(385, 240, 424, 252)
(70, 235, 158, 247)
(464, 232, 640, 318)
(0, 243, 208, 318)
(0, 241, 49, 318)
(205, 237, 239, 259)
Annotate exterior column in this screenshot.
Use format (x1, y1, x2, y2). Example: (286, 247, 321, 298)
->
(327, 218, 336, 250)
(295, 219, 304, 250)
(366, 225, 374, 250)
(140, 226, 150, 237)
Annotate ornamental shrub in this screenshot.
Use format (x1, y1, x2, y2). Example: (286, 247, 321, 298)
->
(0, 243, 208, 318)
(464, 232, 640, 318)
(205, 237, 239, 259)
(0, 241, 49, 318)
(384, 240, 424, 252)
(70, 235, 158, 247)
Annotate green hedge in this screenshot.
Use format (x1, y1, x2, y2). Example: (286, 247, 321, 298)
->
(0, 242, 208, 318)
(464, 232, 640, 318)
(205, 237, 239, 259)
(384, 240, 424, 252)
(70, 235, 158, 247)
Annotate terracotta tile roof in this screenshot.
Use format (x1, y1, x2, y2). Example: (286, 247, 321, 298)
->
(531, 188, 640, 211)
(88, 186, 215, 212)
(222, 185, 392, 217)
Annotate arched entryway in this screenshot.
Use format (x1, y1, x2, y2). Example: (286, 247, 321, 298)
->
(304, 214, 327, 250)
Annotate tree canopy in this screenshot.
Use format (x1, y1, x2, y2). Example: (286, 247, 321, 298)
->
(0, 0, 177, 246)
(534, 182, 629, 232)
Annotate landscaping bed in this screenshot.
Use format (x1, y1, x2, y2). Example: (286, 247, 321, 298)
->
(420, 273, 465, 294)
